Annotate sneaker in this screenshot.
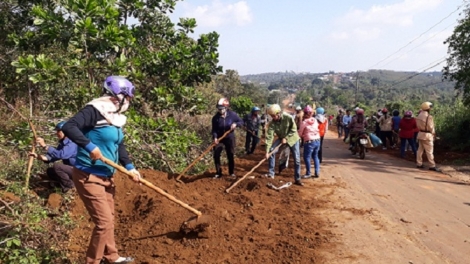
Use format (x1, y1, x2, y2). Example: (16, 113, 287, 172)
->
(416, 165, 425, 169)
(382, 147, 387, 150)
(314, 174, 319, 178)
(429, 167, 441, 172)
(213, 174, 222, 179)
(229, 173, 237, 178)
(111, 257, 135, 263)
(302, 174, 312, 179)
(263, 174, 274, 179)
(294, 180, 304, 186)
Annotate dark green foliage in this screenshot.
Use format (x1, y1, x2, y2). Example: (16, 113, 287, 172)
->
(443, 3, 470, 106)
(230, 96, 254, 116)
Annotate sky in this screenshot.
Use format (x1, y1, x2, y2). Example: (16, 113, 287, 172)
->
(169, 0, 465, 75)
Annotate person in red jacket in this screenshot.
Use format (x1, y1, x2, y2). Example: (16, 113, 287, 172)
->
(315, 107, 328, 163)
(399, 110, 417, 158)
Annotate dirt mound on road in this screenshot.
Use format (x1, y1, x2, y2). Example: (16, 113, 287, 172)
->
(67, 150, 332, 263)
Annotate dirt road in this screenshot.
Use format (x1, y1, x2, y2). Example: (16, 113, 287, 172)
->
(313, 130, 470, 263)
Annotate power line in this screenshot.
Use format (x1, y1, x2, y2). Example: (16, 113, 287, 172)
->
(389, 59, 447, 88)
(416, 56, 447, 72)
(368, 3, 464, 69)
(381, 21, 457, 68)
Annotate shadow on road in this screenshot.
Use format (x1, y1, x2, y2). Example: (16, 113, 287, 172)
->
(414, 177, 470, 186)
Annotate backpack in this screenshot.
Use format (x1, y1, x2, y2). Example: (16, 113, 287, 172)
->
(318, 121, 327, 136)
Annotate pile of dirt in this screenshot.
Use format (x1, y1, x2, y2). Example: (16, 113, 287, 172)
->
(67, 150, 332, 263)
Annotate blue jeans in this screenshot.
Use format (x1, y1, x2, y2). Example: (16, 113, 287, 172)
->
(268, 139, 301, 181)
(400, 138, 417, 157)
(337, 124, 344, 138)
(303, 140, 320, 176)
(344, 127, 350, 140)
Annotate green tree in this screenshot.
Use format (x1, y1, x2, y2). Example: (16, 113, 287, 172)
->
(443, 3, 470, 105)
(230, 96, 254, 116)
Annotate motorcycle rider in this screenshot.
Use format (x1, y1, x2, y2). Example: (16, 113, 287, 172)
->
(348, 109, 368, 151)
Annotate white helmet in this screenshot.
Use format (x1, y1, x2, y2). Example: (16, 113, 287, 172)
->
(267, 104, 282, 115)
(295, 106, 302, 111)
(217, 97, 229, 109)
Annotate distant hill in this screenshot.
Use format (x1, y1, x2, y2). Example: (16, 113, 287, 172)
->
(240, 70, 456, 108)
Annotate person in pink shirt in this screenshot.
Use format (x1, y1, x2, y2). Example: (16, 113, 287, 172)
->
(298, 105, 321, 178)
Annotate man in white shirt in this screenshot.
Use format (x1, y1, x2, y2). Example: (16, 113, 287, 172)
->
(342, 110, 352, 141)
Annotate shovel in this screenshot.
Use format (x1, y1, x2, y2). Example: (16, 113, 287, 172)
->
(101, 157, 210, 233)
(175, 129, 232, 183)
(225, 144, 283, 193)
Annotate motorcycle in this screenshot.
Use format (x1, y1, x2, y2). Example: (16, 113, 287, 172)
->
(350, 132, 369, 159)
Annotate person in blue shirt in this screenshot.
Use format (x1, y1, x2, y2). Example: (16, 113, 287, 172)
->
(342, 110, 352, 141)
(212, 97, 244, 178)
(29, 121, 77, 193)
(392, 109, 401, 146)
(243, 106, 261, 155)
(62, 76, 139, 264)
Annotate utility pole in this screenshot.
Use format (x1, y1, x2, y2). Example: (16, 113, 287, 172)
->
(355, 70, 359, 105)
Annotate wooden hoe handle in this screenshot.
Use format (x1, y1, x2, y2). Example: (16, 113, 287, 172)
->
(25, 120, 38, 190)
(101, 157, 202, 217)
(225, 144, 283, 193)
(175, 129, 233, 182)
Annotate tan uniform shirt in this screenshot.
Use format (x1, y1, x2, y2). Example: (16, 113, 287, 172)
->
(378, 115, 392, 131)
(416, 111, 435, 141)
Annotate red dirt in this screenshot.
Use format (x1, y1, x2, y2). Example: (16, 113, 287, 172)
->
(67, 147, 332, 263)
(47, 193, 63, 210)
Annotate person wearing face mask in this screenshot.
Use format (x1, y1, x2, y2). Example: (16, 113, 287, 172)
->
(263, 104, 302, 186)
(211, 98, 243, 178)
(29, 121, 77, 193)
(62, 76, 140, 264)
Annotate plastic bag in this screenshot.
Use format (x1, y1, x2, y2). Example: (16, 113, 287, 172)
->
(368, 133, 382, 147)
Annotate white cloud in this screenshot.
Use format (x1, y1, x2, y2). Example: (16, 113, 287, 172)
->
(329, 0, 443, 41)
(183, 0, 253, 28)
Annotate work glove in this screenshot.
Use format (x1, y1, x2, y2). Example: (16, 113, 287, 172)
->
(231, 123, 237, 130)
(129, 169, 141, 183)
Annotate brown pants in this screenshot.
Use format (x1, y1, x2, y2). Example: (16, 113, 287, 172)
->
(72, 168, 119, 264)
(417, 139, 435, 167)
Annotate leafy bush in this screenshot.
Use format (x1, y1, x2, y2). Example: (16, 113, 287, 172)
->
(434, 101, 470, 150)
(230, 96, 254, 116)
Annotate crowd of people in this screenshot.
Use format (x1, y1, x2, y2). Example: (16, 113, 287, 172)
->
(29, 75, 441, 263)
(335, 102, 440, 172)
